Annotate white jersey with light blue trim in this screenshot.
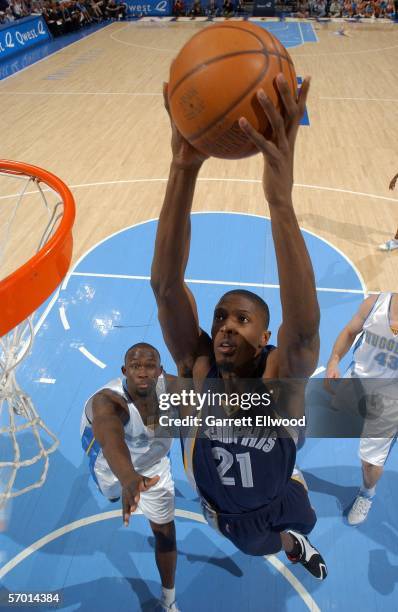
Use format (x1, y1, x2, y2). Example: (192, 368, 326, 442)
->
(350, 293, 398, 379)
(80, 375, 172, 499)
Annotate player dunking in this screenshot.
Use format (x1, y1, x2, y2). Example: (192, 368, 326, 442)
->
(81, 343, 179, 612)
(151, 75, 327, 580)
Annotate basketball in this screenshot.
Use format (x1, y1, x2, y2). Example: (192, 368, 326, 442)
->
(168, 22, 297, 160)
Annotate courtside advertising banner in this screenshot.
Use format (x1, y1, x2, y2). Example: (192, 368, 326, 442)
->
(124, 0, 171, 16)
(0, 16, 51, 61)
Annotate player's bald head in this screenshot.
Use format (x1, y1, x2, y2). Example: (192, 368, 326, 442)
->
(124, 342, 161, 364)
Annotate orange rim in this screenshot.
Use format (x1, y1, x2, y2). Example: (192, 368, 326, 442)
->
(0, 160, 76, 337)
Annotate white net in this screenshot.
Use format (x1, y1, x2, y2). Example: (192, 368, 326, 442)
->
(0, 167, 68, 512)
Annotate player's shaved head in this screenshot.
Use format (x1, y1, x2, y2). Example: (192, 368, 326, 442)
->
(124, 342, 161, 364)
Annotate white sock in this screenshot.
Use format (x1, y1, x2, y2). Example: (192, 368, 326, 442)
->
(359, 485, 376, 499)
(161, 587, 175, 607)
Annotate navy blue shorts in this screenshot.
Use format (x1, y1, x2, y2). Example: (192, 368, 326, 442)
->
(215, 479, 317, 556)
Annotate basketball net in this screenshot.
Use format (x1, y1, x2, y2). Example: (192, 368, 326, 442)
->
(0, 163, 75, 513)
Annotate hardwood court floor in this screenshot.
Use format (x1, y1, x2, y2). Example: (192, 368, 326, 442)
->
(1, 18, 398, 292)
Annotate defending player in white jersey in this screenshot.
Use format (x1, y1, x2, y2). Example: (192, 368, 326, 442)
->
(325, 292, 398, 525)
(80, 342, 179, 612)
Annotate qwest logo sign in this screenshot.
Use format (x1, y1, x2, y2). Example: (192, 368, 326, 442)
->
(0, 17, 50, 57)
(125, 0, 170, 14)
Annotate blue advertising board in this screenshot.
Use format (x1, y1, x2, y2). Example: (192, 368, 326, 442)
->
(124, 0, 171, 16)
(0, 16, 51, 62)
(252, 0, 275, 15)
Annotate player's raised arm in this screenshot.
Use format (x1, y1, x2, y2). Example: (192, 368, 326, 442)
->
(92, 390, 159, 525)
(239, 75, 319, 378)
(151, 83, 210, 375)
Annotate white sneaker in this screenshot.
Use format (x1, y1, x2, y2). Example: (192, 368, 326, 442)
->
(347, 494, 373, 525)
(378, 239, 398, 251)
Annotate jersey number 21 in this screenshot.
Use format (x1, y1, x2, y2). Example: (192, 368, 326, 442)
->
(212, 447, 254, 488)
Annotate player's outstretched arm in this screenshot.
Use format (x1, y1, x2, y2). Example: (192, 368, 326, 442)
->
(239, 75, 319, 377)
(92, 391, 159, 525)
(151, 83, 210, 375)
(324, 295, 378, 391)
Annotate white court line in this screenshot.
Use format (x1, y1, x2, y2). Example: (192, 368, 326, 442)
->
(59, 206, 368, 299)
(320, 96, 398, 103)
(1, 178, 397, 205)
(294, 42, 398, 56)
(294, 181, 398, 203)
(38, 188, 372, 331)
(70, 271, 371, 295)
(110, 22, 175, 52)
(108, 18, 398, 57)
(33, 289, 61, 337)
(0, 91, 162, 96)
(36, 378, 56, 384)
(0, 508, 320, 611)
(69, 177, 398, 204)
(78, 346, 106, 369)
(298, 22, 305, 46)
(59, 306, 70, 331)
(266, 556, 320, 612)
(311, 22, 320, 43)
(312, 366, 326, 376)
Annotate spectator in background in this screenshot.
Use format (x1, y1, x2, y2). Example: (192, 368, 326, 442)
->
(0, 1, 7, 23)
(105, 0, 126, 18)
(0, 0, 9, 17)
(363, 1, 375, 16)
(223, 0, 233, 15)
(189, 0, 202, 16)
(311, 0, 327, 16)
(86, 0, 104, 20)
(31, 0, 45, 13)
(350, 0, 359, 14)
(329, 0, 342, 14)
(60, 1, 79, 31)
(74, 0, 93, 23)
(342, 0, 351, 14)
(173, 0, 185, 15)
(43, 2, 63, 36)
(5, 6, 15, 20)
(205, 0, 218, 16)
(296, 0, 310, 16)
(386, 0, 394, 15)
(12, 0, 29, 18)
(94, 0, 108, 19)
(374, 0, 387, 17)
(235, 0, 245, 13)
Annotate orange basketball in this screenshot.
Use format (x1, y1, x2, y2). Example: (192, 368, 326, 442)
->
(168, 22, 297, 160)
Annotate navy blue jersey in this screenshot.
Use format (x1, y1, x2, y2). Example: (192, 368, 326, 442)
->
(190, 346, 297, 514)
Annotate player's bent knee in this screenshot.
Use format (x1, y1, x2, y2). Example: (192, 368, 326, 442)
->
(150, 520, 176, 552)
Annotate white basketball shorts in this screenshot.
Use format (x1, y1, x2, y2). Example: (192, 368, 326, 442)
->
(95, 455, 175, 524)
